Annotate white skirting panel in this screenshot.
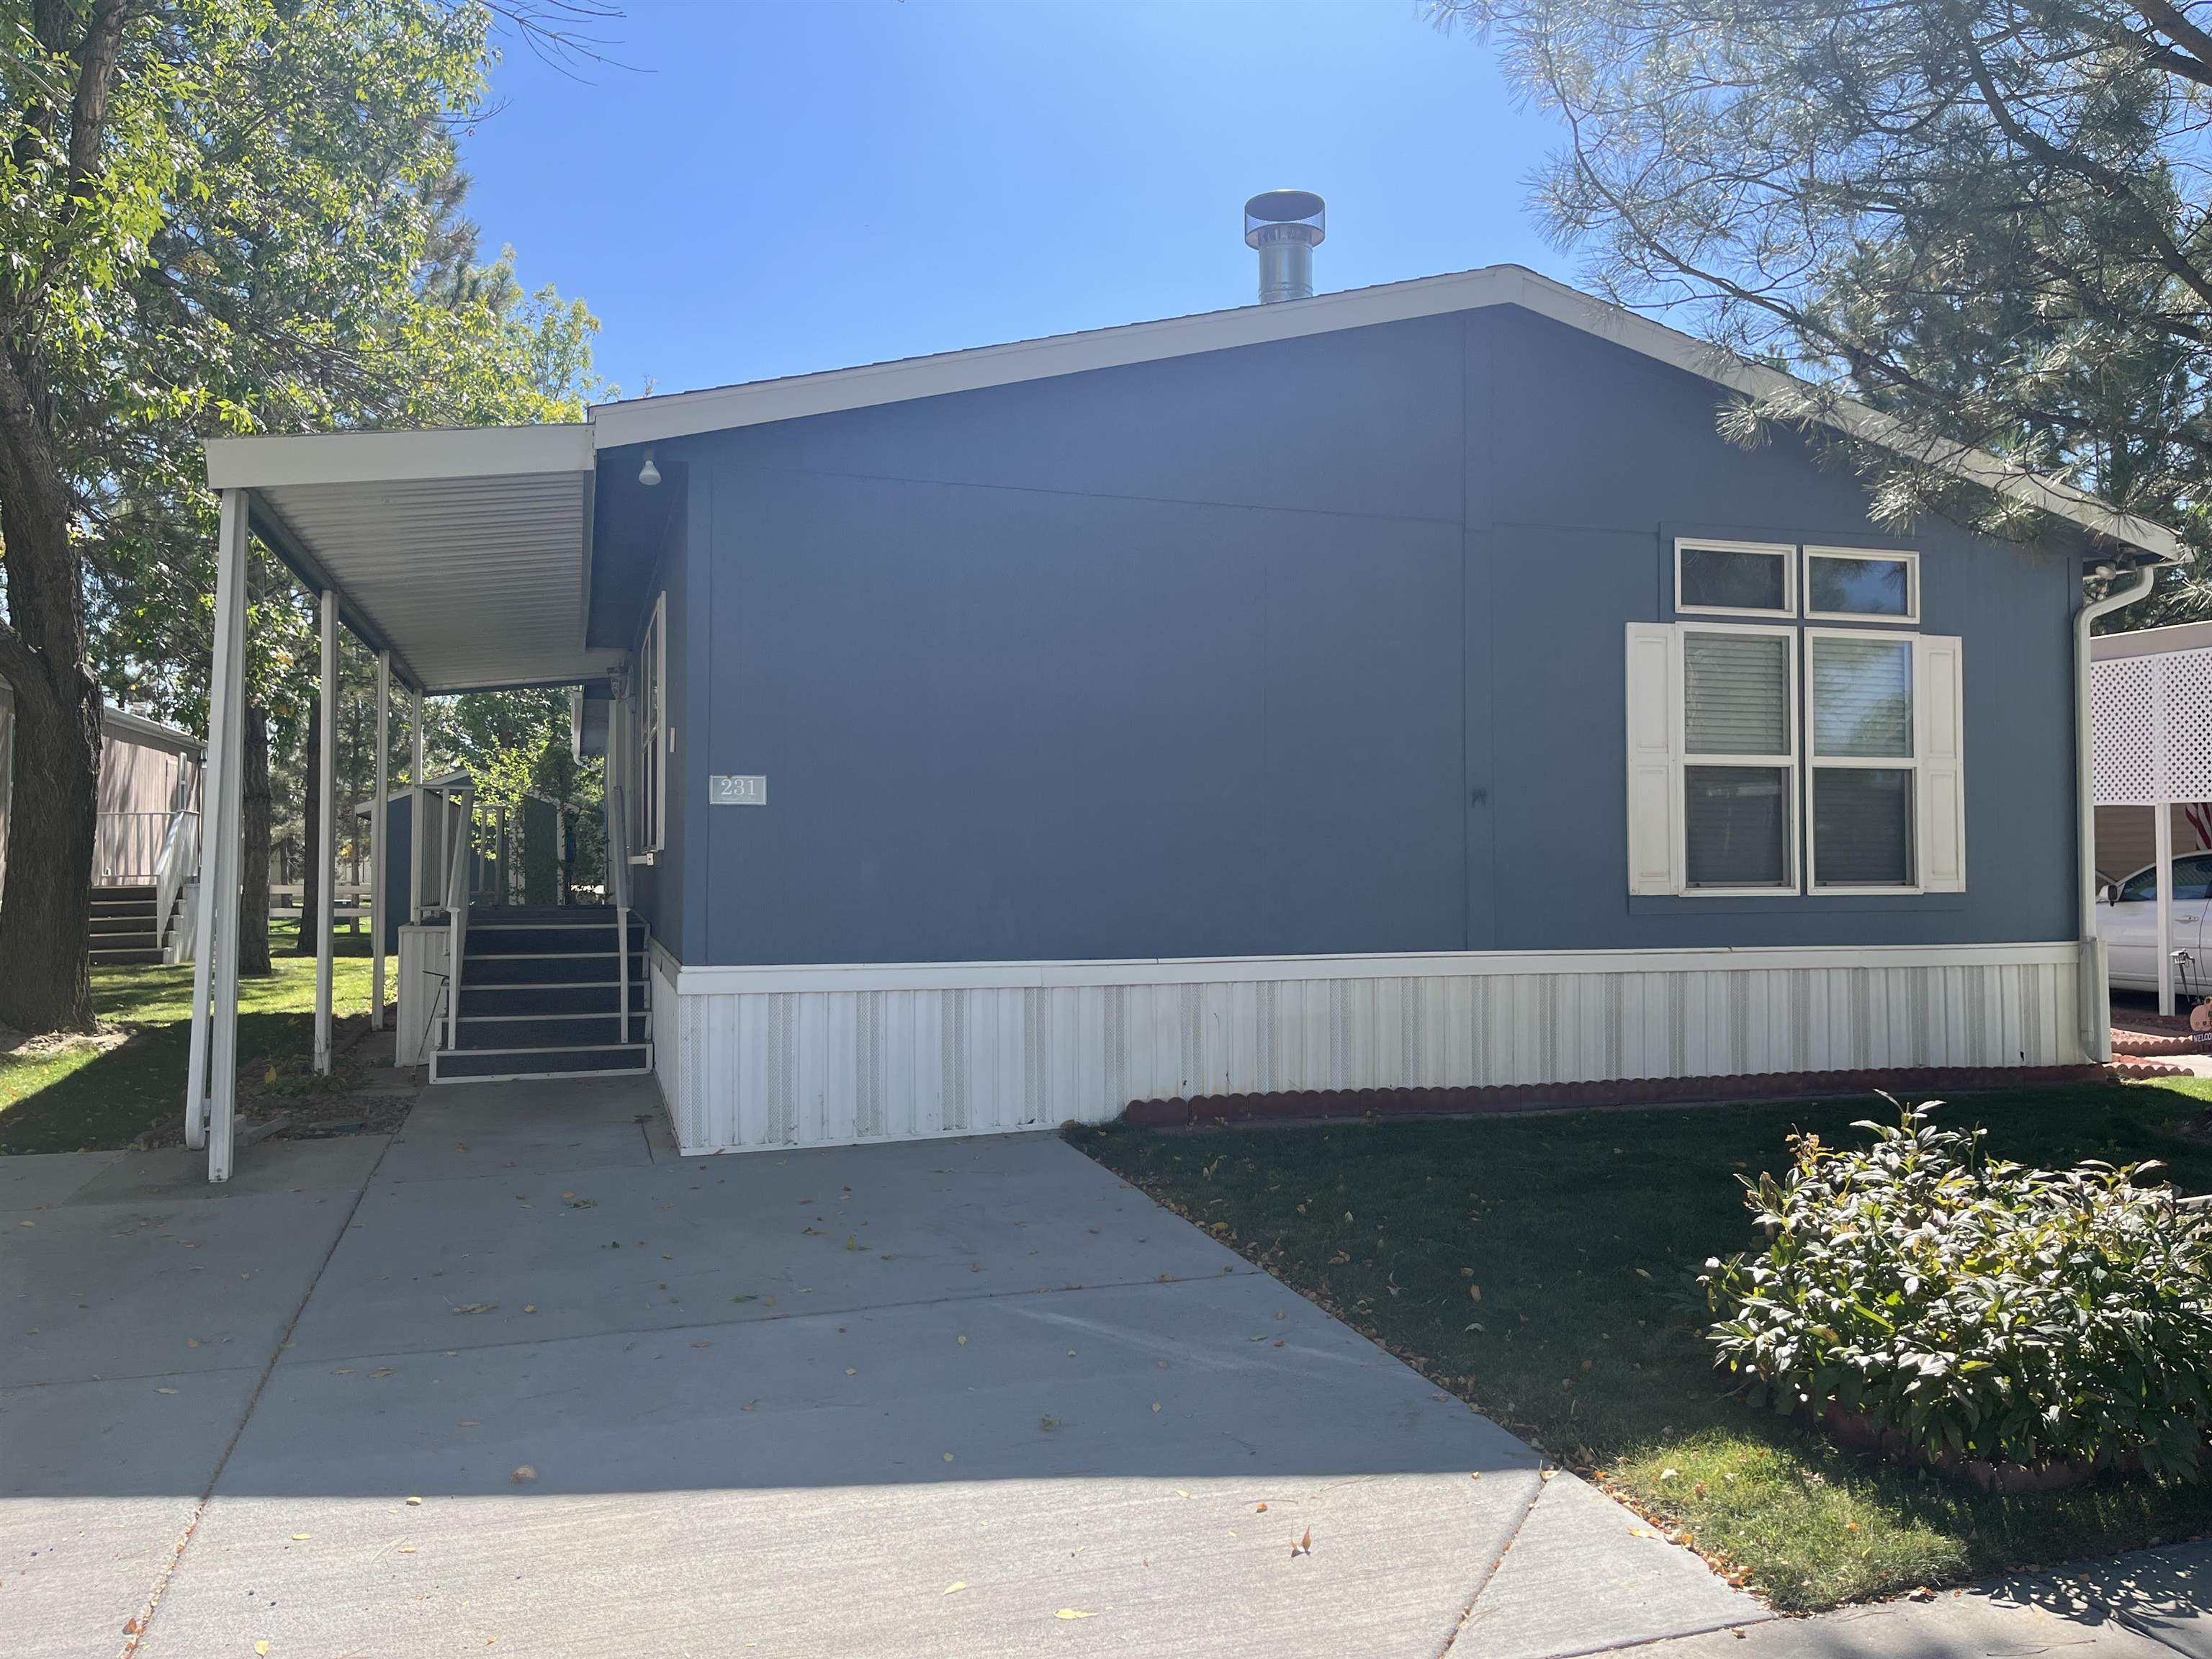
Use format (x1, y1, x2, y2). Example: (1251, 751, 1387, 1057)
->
(652, 942, 2085, 1156)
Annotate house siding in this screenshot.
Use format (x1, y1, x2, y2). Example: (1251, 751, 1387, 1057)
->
(625, 480, 694, 961)
(670, 304, 2080, 969)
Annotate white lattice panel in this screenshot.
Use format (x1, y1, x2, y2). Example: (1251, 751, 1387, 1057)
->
(2162, 650, 2212, 799)
(2095, 656, 2158, 804)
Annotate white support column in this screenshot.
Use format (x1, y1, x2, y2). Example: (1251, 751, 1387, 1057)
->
(185, 489, 249, 1159)
(410, 697, 426, 924)
(372, 651, 390, 1031)
(2157, 800, 2176, 1017)
(313, 589, 337, 1073)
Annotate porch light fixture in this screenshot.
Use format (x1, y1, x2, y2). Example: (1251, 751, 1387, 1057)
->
(638, 447, 660, 487)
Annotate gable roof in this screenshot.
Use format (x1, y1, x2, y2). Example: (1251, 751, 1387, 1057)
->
(588, 264, 2182, 565)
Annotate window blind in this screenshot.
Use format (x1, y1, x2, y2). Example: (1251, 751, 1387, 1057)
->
(1684, 632, 1788, 755)
(1813, 637, 1911, 757)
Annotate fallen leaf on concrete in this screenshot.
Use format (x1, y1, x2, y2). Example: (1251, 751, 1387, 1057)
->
(398, 1547, 417, 1554)
(943, 1452, 955, 1462)
(1469, 1285, 1482, 1302)
(956, 1334, 967, 1346)
(370, 1368, 395, 1379)
(845, 1367, 857, 1376)
(1054, 1609, 1096, 1620)
(186, 1338, 199, 1349)
(451, 1304, 495, 1315)
(1151, 1402, 1161, 1412)
(1291, 1529, 1312, 1558)
(511, 1465, 536, 1483)
(458, 1421, 478, 1427)
(523, 1305, 537, 1314)
(291, 1533, 310, 1541)
(405, 1496, 423, 1506)
(942, 1581, 967, 1596)
(255, 1642, 270, 1655)
(691, 1341, 711, 1349)
(1255, 1503, 1267, 1512)
(741, 1400, 758, 1411)
(845, 1235, 859, 1251)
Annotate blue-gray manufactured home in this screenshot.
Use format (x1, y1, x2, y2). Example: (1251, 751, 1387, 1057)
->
(187, 264, 2180, 1169)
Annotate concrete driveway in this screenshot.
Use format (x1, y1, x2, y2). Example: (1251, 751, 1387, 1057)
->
(4, 1080, 1763, 1658)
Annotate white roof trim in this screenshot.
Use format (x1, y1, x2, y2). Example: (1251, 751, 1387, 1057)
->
(588, 264, 2183, 565)
(2092, 619, 2212, 660)
(206, 423, 593, 490)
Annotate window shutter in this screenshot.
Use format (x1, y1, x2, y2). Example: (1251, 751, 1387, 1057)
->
(1915, 634, 1966, 891)
(1626, 623, 1681, 894)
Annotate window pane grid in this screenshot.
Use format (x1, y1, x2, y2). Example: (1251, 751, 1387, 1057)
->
(1807, 629, 1917, 890)
(1678, 624, 1796, 890)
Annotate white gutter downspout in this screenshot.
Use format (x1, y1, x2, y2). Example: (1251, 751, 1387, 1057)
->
(2075, 564, 2157, 1061)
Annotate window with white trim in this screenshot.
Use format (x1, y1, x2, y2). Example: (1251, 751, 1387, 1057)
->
(634, 592, 667, 855)
(1675, 538, 1794, 618)
(1805, 547, 1917, 623)
(1627, 544, 1964, 897)
(1807, 631, 1914, 889)
(1681, 625, 1797, 891)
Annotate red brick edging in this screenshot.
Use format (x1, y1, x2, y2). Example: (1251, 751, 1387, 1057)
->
(1119, 1064, 2126, 1128)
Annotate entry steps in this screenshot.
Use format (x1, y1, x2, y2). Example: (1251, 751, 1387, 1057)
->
(89, 884, 164, 965)
(431, 906, 651, 1082)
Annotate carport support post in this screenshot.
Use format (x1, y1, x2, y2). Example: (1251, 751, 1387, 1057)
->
(410, 702, 426, 923)
(372, 650, 390, 1031)
(187, 487, 249, 1177)
(2157, 801, 2175, 1016)
(313, 588, 337, 1073)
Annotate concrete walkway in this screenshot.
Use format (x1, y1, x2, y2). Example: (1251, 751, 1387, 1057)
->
(1641, 1542, 2211, 1656)
(12, 1079, 1762, 1656)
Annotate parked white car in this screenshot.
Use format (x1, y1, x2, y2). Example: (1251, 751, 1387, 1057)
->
(2100, 855, 2212, 992)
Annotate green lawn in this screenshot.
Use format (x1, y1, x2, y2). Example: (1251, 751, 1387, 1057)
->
(1070, 1081, 2212, 1612)
(0, 919, 382, 1154)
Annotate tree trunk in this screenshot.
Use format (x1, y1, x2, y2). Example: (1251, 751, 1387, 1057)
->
(293, 694, 319, 954)
(240, 706, 271, 976)
(0, 669, 99, 1033)
(0, 343, 100, 1034)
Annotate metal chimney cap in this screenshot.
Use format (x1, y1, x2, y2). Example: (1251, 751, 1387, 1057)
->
(1244, 189, 1326, 248)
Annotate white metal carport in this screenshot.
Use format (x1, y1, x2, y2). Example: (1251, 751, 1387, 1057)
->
(2092, 618, 2212, 1017)
(186, 426, 621, 1180)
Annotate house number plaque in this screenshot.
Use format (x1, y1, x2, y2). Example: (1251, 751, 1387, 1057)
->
(709, 774, 767, 806)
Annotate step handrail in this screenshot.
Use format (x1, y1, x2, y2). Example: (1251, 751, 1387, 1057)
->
(150, 807, 201, 958)
(441, 784, 475, 1054)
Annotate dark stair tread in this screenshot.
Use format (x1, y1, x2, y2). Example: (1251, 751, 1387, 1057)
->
(433, 1043, 649, 1080)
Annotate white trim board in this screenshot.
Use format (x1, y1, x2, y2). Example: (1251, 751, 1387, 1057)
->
(590, 264, 2179, 564)
(206, 424, 593, 490)
(655, 940, 2085, 1156)
(667, 940, 2079, 995)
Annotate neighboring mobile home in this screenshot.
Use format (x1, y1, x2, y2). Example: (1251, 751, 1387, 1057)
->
(0, 680, 204, 962)
(188, 253, 2181, 1172)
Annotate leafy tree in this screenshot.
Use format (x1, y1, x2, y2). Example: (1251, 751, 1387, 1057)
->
(1437, 0, 2208, 606)
(0, 1, 605, 1030)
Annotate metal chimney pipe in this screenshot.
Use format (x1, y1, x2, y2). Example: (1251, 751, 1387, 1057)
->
(1244, 190, 1326, 302)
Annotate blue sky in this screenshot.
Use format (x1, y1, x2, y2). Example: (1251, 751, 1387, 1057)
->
(456, 1, 1568, 400)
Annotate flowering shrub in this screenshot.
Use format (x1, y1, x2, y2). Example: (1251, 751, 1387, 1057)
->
(1703, 1103, 2211, 1479)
